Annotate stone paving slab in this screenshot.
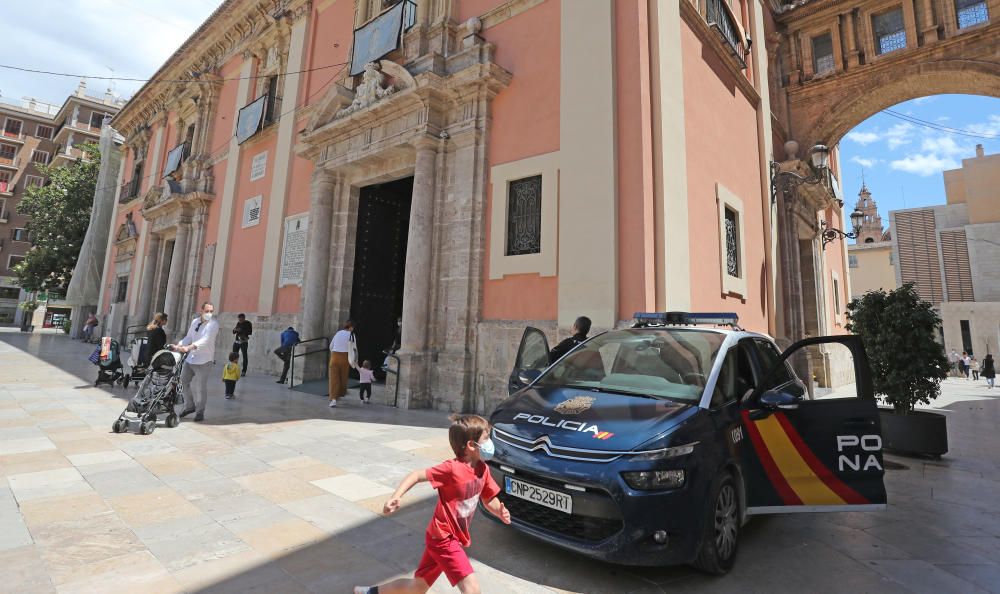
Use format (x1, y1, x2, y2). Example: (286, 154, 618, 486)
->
(3, 329, 1000, 593)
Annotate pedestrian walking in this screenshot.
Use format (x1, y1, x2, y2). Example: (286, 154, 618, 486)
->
(983, 354, 996, 389)
(549, 316, 592, 364)
(143, 313, 168, 366)
(232, 313, 252, 376)
(963, 352, 972, 380)
(223, 352, 240, 399)
(948, 349, 960, 377)
(328, 320, 356, 408)
(358, 360, 374, 404)
(82, 313, 99, 343)
(274, 326, 300, 384)
(354, 414, 511, 594)
(971, 356, 980, 381)
(173, 302, 220, 422)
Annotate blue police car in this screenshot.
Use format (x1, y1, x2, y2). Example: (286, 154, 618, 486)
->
(487, 312, 887, 574)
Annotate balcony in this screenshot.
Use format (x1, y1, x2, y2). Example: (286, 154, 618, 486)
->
(0, 181, 12, 196)
(119, 178, 140, 203)
(0, 130, 25, 145)
(706, 0, 748, 69)
(53, 146, 88, 164)
(0, 154, 19, 170)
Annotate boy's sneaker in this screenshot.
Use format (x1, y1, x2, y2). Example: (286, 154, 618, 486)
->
(354, 587, 377, 594)
(328, 400, 338, 408)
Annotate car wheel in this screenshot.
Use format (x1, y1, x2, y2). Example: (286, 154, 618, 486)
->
(693, 472, 740, 575)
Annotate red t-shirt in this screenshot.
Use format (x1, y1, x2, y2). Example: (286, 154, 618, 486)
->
(425, 459, 500, 547)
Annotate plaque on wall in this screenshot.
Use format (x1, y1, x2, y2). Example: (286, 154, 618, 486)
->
(279, 214, 308, 287)
(200, 243, 216, 288)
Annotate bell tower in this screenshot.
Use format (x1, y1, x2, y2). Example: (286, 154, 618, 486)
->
(854, 180, 885, 244)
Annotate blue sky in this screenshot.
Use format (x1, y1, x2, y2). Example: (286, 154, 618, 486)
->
(839, 94, 1000, 221)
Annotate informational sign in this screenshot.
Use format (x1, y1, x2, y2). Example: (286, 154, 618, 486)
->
(162, 143, 185, 178)
(250, 151, 268, 181)
(242, 195, 263, 228)
(236, 95, 267, 144)
(279, 214, 309, 287)
(350, 1, 406, 76)
(199, 243, 216, 288)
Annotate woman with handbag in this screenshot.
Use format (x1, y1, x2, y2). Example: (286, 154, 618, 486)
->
(328, 320, 356, 407)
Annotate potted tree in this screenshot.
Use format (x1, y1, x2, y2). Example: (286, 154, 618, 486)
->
(846, 284, 950, 456)
(17, 300, 39, 333)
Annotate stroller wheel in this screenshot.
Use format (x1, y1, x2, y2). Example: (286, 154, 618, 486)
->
(112, 418, 128, 433)
(139, 420, 156, 435)
(166, 413, 179, 428)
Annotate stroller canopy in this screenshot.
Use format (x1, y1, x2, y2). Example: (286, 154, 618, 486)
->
(149, 350, 181, 372)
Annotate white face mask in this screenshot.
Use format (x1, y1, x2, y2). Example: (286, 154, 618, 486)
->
(202, 312, 213, 321)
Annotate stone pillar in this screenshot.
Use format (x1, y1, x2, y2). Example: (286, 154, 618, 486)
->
(921, 0, 940, 42)
(163, 222, 190, 329)
(135, 233, 161, 326)
(301, 169, 336, 341)
(401, 140, 437, 353)
(844, 11, 860, 67)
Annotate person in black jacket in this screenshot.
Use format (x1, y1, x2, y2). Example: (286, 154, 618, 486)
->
(144, 313, 168, 366)
(232, 313, 253, 377)
(549, 316, 592, 364)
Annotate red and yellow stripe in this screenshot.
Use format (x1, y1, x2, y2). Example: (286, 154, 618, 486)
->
(741, 411, 868, 506)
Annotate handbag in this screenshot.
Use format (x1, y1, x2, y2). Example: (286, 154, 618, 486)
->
(88, 347, 101, 365)
(347, 332, 359, 368)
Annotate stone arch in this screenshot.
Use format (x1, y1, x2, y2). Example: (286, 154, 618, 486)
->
(806, 60, 1000, 147)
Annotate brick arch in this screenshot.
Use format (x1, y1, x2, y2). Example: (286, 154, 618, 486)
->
(808, 60, 1000, 148)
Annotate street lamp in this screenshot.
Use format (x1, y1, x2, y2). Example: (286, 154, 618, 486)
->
(820, 208, 864, 250)
(769, 143, 833, 205)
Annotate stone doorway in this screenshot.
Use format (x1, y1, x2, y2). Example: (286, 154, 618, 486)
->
(349, 176, 413, 379)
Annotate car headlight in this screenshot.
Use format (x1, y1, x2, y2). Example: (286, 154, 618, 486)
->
(631, 441, 698, 461)
(622, 469, 686, 491)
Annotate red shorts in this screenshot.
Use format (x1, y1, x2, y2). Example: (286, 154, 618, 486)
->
(414, 536, 474, 587)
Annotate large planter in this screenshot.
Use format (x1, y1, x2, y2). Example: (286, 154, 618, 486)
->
(878, 408, 948, 457)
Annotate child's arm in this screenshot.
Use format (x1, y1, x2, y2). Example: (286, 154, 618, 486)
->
(383, 469, 429, 515)
(483, 496, 511, 524)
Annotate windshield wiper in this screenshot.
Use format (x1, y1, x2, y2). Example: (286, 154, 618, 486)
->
(586, 387, 661, 400)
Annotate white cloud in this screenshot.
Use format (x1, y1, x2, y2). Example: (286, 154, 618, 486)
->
(920, 136, 972, 157)
(890, 154, 959, 176)
(850, 156, 879, 168)
(846, 131, 881, 145)
(885, 123, 915, 150)
(912, 97, 937, 106)
(967, 114, 1000, 137)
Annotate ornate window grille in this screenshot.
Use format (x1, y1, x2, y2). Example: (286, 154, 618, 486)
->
(505, 175, 542, 256)
(872, 9, 907, 55)
(812, 33, 835, 75)
(724, 207, 740, 278)
(956, 0, 989, 28)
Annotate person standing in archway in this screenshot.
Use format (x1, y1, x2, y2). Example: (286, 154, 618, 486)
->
(328, 320, 355, 408)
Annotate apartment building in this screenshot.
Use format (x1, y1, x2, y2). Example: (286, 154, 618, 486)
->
(889, 145, 1000, 356)
(0, 83, 123, 326)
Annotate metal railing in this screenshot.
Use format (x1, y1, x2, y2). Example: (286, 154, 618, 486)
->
(288, 336, 330, 388)
(383, 349, 401, 407)
(120, 178, 140, 202)
(706, 0, 748, 69)
(122, 323, 147, 345)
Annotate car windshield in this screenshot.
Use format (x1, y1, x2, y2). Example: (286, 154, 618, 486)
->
(536, 328, 727, 402)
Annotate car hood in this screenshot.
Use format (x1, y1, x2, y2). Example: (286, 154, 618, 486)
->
(490, 385, 697, 452)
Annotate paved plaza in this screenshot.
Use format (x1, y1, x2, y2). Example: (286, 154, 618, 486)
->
(1, 330, 1000, 593)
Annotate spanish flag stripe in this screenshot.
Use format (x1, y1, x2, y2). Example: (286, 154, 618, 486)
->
(773, 413, 869, 505)
(740, 411, 802, 505)
(754, 414, 846, 505)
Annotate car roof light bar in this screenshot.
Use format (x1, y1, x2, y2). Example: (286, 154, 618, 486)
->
(633, 312, 740, 328)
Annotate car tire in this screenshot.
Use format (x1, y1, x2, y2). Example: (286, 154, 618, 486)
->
(692, 471, 740, 575)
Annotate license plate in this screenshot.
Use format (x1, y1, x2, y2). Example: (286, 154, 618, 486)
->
(505, 477, 572, 514)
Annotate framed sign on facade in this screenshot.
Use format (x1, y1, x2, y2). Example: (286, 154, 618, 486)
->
(242, 195, 263, 228)
(278, 214, 309, 287)
(250, 151, 268, 181)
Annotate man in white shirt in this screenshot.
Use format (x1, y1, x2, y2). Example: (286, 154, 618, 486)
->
(173, 302, 220, 422)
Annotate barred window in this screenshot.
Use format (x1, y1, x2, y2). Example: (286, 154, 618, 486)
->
(873, 9, 907, 55)
(812, 33, 835, 75)
(956, 0, 989, 28)
(114, 276, 129, 303)
(724, 207, 740, 278)
(849, 255, 859, 268)
(505, 175, 542, 256)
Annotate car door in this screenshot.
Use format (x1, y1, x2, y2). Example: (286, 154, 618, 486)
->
(739, 336, 887, 514)
(508, 327, 550, 395)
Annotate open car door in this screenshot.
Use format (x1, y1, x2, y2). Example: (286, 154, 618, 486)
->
(739, 335, 887, 514)
(508, 327, 550, 395)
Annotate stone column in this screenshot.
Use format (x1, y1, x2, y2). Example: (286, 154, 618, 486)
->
(300, 169, 336, 341)
(401, 140, 437, 353)
(844, 11, 860, 68)
(163, 221, 190, 330)
(135, 233, 161, 326)
(921, 0, 940, 42)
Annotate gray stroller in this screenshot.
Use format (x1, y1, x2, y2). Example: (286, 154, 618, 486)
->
(112, 350, 186, 435)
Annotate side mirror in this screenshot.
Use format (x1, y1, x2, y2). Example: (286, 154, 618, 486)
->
(759, 390, 798, 409)
(518, 369, 542, 385)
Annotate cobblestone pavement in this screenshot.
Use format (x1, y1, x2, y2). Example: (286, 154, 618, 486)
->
(2, 329, 1000, 593)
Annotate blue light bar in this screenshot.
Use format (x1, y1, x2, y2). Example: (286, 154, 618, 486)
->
(634, 312, 740, 326)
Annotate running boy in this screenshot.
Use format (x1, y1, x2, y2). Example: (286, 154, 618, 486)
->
(358, 360, 375, 404)
(222, 352, 240, 399)
(355, 414, 510, 594)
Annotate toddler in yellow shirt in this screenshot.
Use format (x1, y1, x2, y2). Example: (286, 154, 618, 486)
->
(223, 352, 240, 399)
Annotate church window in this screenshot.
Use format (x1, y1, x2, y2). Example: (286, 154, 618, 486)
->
(956, 0, 989, 29)
(812, 33, 835, 75)
(505, 175, 542, 256)
(872, 8, 907, 55)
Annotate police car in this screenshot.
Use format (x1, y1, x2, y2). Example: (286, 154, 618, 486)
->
(486, 312, 887, 574)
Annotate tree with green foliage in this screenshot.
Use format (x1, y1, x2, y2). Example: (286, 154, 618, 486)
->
(846, 283, 949, 414)
(12, 142, 101, 293)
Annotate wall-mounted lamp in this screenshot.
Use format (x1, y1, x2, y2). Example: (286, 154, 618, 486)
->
(820, 208, 864, 250)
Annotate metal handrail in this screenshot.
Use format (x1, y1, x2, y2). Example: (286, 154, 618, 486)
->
(289, 336, 330, 388)
(382, 349, 401, 407)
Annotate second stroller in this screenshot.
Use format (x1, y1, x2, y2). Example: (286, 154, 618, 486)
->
(112, 349, 186, 435)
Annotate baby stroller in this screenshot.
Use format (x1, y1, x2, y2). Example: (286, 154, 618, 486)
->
(112, 349, 186, 435)
(121, 335, 150, 388)
(92, 339, 125, 387)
